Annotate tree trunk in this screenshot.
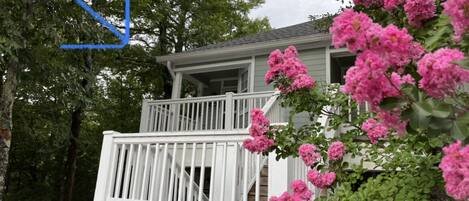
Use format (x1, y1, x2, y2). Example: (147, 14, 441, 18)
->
(0, 60, 18, 201)
(60, 51, 93, 201)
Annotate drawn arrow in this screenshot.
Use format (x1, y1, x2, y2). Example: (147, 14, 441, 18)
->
(60, 0, 130, 49)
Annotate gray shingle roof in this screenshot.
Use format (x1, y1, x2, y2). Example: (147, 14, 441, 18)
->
(187, 21, 324, 53)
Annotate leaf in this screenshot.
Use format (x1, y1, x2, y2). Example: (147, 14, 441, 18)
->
(451, 120, 468, 141)
(429, 117, 453, 131)
(431, 102, 452, 118)
(454, 58, 469, 70)
(412, 102, 432, 116)
(401, 85, 419, 101)
(379, 97, 405, 110)
(410, 102, 432, 130)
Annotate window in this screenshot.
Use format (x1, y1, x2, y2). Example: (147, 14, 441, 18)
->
(330, 53, 356, 84)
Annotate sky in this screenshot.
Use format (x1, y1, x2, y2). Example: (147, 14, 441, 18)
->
(249, 0, 343, 28)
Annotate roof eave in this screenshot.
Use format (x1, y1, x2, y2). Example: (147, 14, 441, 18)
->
(156, 33, 331, 65)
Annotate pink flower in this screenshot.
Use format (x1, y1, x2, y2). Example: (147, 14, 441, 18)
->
(417, 48, 469, 98)
(289, 74, 316, 92)
(404, 0, 436, 27)
(376, 110, 408, 135)
(361, 118, 389, 144)
(384, 0, 404, 10)
(328, 141, 346, 161)
(443, 0, 469, 42)
(299, 144, 322, 166)
(249, 123, 269, 137)
(439, 140, 469, 200)
(353, 0, 383, 7)
(270, 180, 313, 201)
(379, 25, 424, 66)
(243, 135, 275, 153)
(307, 170, 336, 189)
(342, 51, 414, 106)
(330, 9, 376, 52)
(251, 108, 270, 127)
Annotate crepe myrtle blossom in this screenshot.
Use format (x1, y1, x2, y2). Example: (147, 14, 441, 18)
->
(265, 46, 316, 94)
(404, 0, 437, 27)
(384, 0, 404, 10)
(342, 51, 415, 106)
(327, 141, 346, 161)
(361, 118, 389, 144)
(307, 170, 336, 189)
(299, 144, 322, 166)
(330, 9, 376, 52)
(244, 108, 274, 153)
(353, 0, 383, 7)
(439, 140, 469, 200)
(376, 110, 408, 135)
(269, 180, 313, 201)
(443, 0, 469, 42)
(417, 48, 469, 98)
(378, 25, 425, 66)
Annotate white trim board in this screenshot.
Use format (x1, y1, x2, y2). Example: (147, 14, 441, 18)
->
(173, 59, 251, 74)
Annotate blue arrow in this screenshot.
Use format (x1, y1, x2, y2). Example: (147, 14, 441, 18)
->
(60, 0, 130, 49)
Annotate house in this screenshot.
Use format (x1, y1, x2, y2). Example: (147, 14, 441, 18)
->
(93, 21, 362, 201)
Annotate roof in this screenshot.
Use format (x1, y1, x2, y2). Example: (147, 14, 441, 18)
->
(187, 21, 324, 53)
(157, 21, 330, 64)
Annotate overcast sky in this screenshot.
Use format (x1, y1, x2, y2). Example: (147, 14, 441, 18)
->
(249, 0, 343, 28)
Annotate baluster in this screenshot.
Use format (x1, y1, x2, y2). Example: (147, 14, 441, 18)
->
(149, 143, 160, 200)
(225, 93, 233, 130)
(198, 143, 207, 201)
(211, 101, 215, 130)
(168, 143, 179, 201)
(242, 149, 249, 201)
(177, 143, 187, 201)
(140, 144, 151, 199)
(187, 143, 197, 201)
(105, 144, 119, 198)
(157, 144, 169, 201)
(195, 102, 200, 130)
(131, 144, 142, 199)
(122, 144, 134, 198)
(219, 143, 227, 201)
(208, 143, 217, 201)
(231, 144, 239, 201)
(255, 154, 261, 201)
(205, 102, 209, 130)
(215, 101, 219, 130)
(201, 102, 205, 130)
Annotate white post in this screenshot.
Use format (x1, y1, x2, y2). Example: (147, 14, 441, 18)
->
(225, 92, 234, 130)
(197, 83, 204, 97)
(172, 72, 183, 99)
(139, 100, 150, 132)
(268, 152, 289, 197)
(93, 131, 117, 201)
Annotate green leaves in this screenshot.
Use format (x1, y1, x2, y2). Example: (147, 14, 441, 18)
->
(409, 102, 432, 130)
(454, 58, 469, 70)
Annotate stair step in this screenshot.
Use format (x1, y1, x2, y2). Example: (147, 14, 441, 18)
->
(248, 165, 269, 201)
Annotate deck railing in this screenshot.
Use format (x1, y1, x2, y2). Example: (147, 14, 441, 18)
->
(139, 91, 275, 133)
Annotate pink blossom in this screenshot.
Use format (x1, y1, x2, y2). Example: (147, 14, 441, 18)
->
(251, 108, 270, 127)
(342, 51, 414, 106)
(379, 25, 424, 66)
(299, 144, 322, 166)
(404, 0, 436, 27)
(439, 140, 469, 200)
(330, 9, 376, 52)
(353, 0, 383, 7)
(307, 170, 336, 189)
(289, 74, 316, 92)
(243, 135, 275, 153)
(327, 141, 346, 161)
(270, 180, 313, 201)
(249, 123, 269, 137)
(376, 110, 408, 135)
(443, 0, 469, 42)
(383, 0, 404, 10)
(361, 118, 389, 144)
(417, 48, 469, 98)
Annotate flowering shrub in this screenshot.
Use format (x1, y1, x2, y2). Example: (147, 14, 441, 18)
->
(269, 180, 313, 201)
(243, 109, 275, 153)
(244, 0, 469, 200)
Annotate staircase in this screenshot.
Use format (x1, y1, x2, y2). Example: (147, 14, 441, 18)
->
(248, 165, 268, 201)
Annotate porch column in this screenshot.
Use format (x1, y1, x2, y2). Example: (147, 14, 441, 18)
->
(171, 72, 183, 99)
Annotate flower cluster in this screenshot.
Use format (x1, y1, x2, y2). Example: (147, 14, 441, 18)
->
(417, 48, 469, 98)
(327, 141, 346, 161)
(269, 180, 313, 201)
(384, 0, 404, 10)
(329, 9, 375, 53)
(299, 144, 322, 166)
(307, 170, 336, 189)
(403, 0, 436, 27)
(265, 46, 316, 94)
(361, 118, 389, 144)
(443, 0, 469, 42)
(439, 140, 469, 200)
(243, 109, 274, 153)
(353, 0, 383, 7)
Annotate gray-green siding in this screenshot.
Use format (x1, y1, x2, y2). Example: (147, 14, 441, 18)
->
(253, 47, 327, 127)
(253, 48, 327, 92)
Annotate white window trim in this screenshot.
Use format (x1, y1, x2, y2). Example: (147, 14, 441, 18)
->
(325, 47, 353, 84)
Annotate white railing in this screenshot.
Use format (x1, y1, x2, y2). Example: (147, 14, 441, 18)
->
(94, 131, 268, 201)
(139, 91, 275, 133)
